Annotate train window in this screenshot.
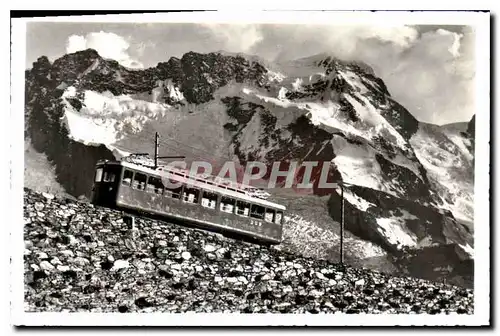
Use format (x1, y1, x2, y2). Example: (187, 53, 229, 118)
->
(265, 209, 276, 223)
(122, 169, 133, 186)
(235, 200, 250, 216)
(146, 176, 164, 195)
(201, 191, 218, 209)
(165, 184, 183, 199)
(182, 186, 200, 204)
(132, 172, 147, 191)
(220, 197, 235, 213)
(250, 204, 265, 220)
(95, 168, 103, 182)
(275, 211, 283, 225)
(103, 170, 116, 183)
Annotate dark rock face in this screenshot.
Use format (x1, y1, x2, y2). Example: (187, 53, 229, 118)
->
(24, 188, 474, 313)
(466, 115, 476, 154)
(221, 97, 340, 195)
(327, 185, 473, 288)
(25, 58, 115, 197)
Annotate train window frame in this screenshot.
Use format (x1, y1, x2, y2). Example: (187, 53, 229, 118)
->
(122, 169, 134, 187)
(250, 204, 265, 220)
(146, 175, 165, 195)
(103, 169, 116, 183)
(182, 185, 200, 204)
(275, 211, 284, 225)
(220, 196, 235, 214)
(264, 208, 276, 223)
(200, 190, 218, 210)
(235, 200, 251, 217)
(132, 172, 147, 191)
(95, 167, 103, 182)
(164, 182, 183, 200)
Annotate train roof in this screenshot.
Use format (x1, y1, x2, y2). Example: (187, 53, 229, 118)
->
(97, 159, 286, 211)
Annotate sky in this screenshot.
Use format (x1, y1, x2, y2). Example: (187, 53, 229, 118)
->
(25, 22, 475, 125)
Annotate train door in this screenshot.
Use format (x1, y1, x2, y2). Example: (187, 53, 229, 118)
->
(91, 164, 122, 207)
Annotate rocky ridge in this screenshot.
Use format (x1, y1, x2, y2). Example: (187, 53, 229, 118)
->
(24, 189, 473, 314)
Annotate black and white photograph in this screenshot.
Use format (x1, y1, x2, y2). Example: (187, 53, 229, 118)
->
(9, 10, 490, 327)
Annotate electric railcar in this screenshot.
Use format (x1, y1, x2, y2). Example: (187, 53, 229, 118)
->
(90, 159, 286, 244)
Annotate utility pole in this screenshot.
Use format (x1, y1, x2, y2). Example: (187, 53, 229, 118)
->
(154, 132, 159, 169)
(339, 183, 344, 265)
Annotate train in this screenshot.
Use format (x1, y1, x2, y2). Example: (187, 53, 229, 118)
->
(90, 158, 286, 244)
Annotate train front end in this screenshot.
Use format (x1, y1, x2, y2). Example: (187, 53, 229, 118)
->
(91, 160, 122, 208)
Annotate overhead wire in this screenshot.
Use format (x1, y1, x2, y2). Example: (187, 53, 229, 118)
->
(123, 131, 236, 163)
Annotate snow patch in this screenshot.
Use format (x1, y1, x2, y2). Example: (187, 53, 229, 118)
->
(410, 124, 474, 222)
(267, 70, 286, 83)
(61, 87, 170, 146)
(343, 189, 376, 211)
(458, 243, 474, 259)
(375, 215, 418, 249)
(331, 135, 397, 195)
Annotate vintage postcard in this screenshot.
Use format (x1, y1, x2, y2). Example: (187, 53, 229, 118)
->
(9, 10, 490, 327)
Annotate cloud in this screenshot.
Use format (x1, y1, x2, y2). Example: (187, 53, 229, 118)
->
(201, 24, 264, 54)
(366, 28, 474, 125)
(66, 31, 144, 69)
(243, 24, 474, 124)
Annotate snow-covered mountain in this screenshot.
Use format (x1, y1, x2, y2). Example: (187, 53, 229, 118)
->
(24, 49, 475, 287)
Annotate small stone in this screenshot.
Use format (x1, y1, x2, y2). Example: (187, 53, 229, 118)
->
(57, 265, 70, 272)
(34, 202, 45, 211)
(216, 247, 227, 256)
(31, 264, 40, 271)
(171, 263, 182, 271)
(226, 277, 238, 283)
(47, 231, 58, 239)
(50, 257, 62, 266)
(111, 260, 130, 271)
(206, 253, 216, 261)
(315, 272, 326, 280)
(195, 265, 204, 272)
(181, 252, 191, 260)
(42, 192, 54, 200)
(73, 257, 90, 267)
(60, 250, 74, 257)
(214, 276, 223, 283)
(172, 236, 179, 242)
(204, 244, 216, 252)
(261, 274, 272, 281)
(323, 301, 334, 308)
(158, 240, 167, 247)
(67, 235, 79, 245)
(355, 279, 366, 287)
(310, 289, 324, 297)
(37, 252, 48, 259)
(238, 276, 249, 284)
(40, 260, 55, 271)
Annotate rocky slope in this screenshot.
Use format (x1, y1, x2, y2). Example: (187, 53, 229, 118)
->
(24, 49, 475, 288)
(24, 189, 473, 314)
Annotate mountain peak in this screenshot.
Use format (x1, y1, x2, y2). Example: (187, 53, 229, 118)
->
(289, 53, 375, 76)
